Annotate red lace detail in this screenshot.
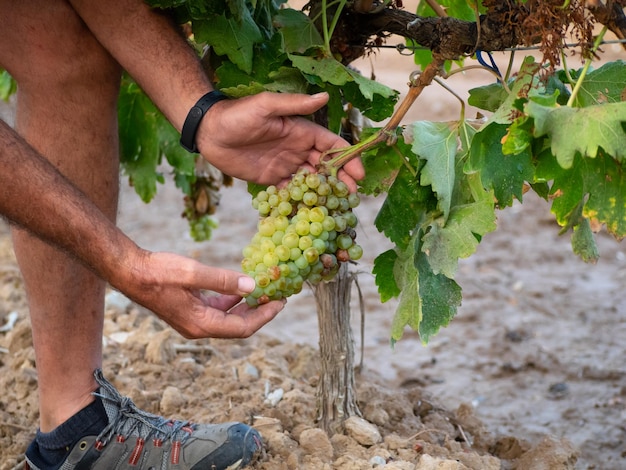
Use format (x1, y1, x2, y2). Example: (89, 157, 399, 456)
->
(153, 438, 163, 447)
(171, 441, 181, 464)
(95, 440, 106, 451)
(116, 435, 126, 443)
(128, 437, 145, 465)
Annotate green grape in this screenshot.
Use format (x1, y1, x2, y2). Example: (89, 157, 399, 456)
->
(298, 235, 313, 251)
(302, 191, 318, 206)
(309, 221, 323, 237)
(309, 207, 325, 223)
(304, 247, 319, 264)
(282, 232, 299, 249)
(333, 181, 349, 198)
(305, 173, 321, 189)
(275, 245, 291, 262)
(295, 219, 310, 236)
(268, 194, 280, 207)
(242, 168, 362, 305)
(337, 234, 353, 250)
(290, 186, 304, 201)
(348, 244, 363, 261)
(278, 201, 293, 216)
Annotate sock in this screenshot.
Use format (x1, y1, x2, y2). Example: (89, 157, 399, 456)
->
(27, 396, 108, 469)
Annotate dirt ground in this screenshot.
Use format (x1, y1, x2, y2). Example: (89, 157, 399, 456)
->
(1, 42, 626, 469)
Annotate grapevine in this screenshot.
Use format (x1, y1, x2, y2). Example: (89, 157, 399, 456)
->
(241, 169, 362, 306)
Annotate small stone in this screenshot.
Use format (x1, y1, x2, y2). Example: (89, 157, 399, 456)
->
(160, 386, 185, 416)
(343, 416, 382, 446)
(370, 455, 387, 467)
(415, 454, 469, 470)
(299, 428, 333, 462)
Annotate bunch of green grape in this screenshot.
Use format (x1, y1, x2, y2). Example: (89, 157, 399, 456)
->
(242, 169, 362, 306)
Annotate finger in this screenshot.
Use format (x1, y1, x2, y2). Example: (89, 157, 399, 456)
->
(201, 299, 286, 338)
(343, 157, 365, 182)
(257, 91, 330, 117)
(182, 260, 257, 297)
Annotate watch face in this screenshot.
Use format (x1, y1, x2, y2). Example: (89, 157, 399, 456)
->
(191, 107, 203, 119)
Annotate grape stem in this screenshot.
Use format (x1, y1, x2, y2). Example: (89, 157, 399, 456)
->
(319, 57, 444, 174)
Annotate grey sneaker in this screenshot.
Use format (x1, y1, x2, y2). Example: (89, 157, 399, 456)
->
(25, 369, 262, 470)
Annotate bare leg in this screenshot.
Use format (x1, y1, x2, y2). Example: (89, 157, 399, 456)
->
(0, 0, 122, 432)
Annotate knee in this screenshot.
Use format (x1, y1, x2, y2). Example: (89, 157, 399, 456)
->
(0, 4, 121, 96)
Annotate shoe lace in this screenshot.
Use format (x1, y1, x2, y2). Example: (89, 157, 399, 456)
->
(93, 374, 195, 447)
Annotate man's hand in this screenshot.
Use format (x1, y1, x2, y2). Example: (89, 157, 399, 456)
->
(198, 91, 365, 192)
(121, 251, 284, 339)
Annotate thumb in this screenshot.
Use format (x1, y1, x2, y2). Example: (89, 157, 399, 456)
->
(160, 254, 256, 297)
(258, 91, 329, 117)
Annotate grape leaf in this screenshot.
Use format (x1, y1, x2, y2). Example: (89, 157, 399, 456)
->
(571, 60, 626, 107)
(375, 165, 437, 250)
(468, 82, 509, 112)
(571, 211, 600, 263)
(288, 54, 397, 121)
(390, 236, 421, 344)
(420, 198, 497, 278)
(274, 9, 323, 53)
(536, 149, 626, 240)
(373, 249, 401, 302)
(527, 100, 626, 168)
(407, 121, 457, 219)
(582, 151, 626, 238)
(289, 54, 352, 85)
(489, 56, 541, 125)
(467, 122, 534, 207)
(535, 148, 584, 227)
(194, 12, 262, 74)
(118, 81, 163, 202)
(360, 131, 411, 196)
(415, 249, 462, 343)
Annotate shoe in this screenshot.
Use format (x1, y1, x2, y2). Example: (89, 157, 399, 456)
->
(25, 369, 262, 470)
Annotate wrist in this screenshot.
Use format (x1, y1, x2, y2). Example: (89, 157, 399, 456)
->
(180, 90, 229, 153)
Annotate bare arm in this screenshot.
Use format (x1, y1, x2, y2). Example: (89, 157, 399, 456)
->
(0, 120, 284, 338)
(66, 0, 365, 189)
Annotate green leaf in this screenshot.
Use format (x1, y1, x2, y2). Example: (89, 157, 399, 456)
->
(571, 215, 599, 263)
(375, 164, 437, 250)
(488, 56, 541, 125)
(571, 60, 626, 107)
(417, 0, 483, 21)
(468, 82, 509, 112)
(0, 69, 17, 102)
(194, 12, 262, 74)
(407, 121, 457, 219)
(536, 149, 626, 239)
(415, 249, 462, 343)
(535, 148, 584, 226)
(274, 9, 323, 53)
(390, 236, 421, 344)
(118, 81, 163, 202)
(582, 151, 626, 238)
(373, 249, 401, 302)
(289, 53, 352, 86)
(420, 198, 497, 278)
(467, 122, 534, 207)
(528, 100, 626, 168)
(288, 54, 397, 122)
(360, 130, 410, 196)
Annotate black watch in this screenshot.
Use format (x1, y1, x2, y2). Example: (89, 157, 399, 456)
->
(180, 90, 229, 153)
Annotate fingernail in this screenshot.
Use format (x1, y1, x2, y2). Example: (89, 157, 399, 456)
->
(311, 92, 328, 99)
(238, 276, 256, 293)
